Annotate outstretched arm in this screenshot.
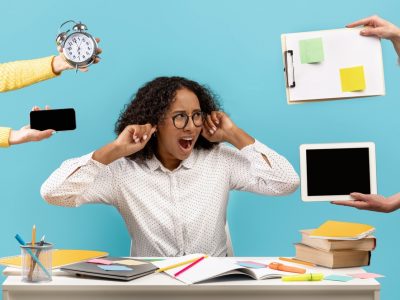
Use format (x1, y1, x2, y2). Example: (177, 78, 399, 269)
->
(332, 192, 400, 213)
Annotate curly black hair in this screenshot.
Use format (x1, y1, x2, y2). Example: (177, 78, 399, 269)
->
(115, 76, 222, 161)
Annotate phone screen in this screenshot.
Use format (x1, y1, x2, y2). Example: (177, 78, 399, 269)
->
(30, 108, 76, 131)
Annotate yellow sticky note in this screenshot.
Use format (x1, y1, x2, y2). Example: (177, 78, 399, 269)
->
(340, 66, 366, 92)
(113, 259, 147, 266)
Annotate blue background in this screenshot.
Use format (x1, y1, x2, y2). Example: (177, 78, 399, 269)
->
(1, 0, 399, 298)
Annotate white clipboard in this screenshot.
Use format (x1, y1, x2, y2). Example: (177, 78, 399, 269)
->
(281, 28, 385, 104)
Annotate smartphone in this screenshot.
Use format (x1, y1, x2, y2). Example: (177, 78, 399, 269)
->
(30, 108, 76, 131)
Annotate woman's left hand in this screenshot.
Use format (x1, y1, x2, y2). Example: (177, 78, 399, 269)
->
(201, 111, 235, 143)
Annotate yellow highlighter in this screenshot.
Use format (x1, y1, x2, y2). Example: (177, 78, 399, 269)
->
(282, 273, 324, 282)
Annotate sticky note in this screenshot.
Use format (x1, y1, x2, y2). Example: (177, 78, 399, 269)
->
(340, 66, 366, 92)
(87, 258, 113, 265)
(237, 261, 265, 269)
(348, 273, 384, 279)
(98, 265, 132, 271)
(113, 259, 146, 266)
(324, 275, 353, 282)
(299, 38, 324, 64)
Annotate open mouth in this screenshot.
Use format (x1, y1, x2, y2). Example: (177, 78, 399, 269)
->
(178, 137, 193, 151)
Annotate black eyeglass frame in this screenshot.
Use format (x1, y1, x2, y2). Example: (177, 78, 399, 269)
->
(171, 112, 205, 129)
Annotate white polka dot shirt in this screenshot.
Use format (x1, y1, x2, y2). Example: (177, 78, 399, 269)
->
(41, 140, 299, 257)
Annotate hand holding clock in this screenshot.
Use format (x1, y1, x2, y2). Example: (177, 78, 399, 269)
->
(52, 38, 102, 74)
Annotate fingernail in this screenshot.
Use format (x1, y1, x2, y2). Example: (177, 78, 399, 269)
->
(209, 129, 214, 134)
(215, 120, 219, 124)
(143, 134, 148, 140)
(213, 127, 217, 131)
(51, 131, 57, 135)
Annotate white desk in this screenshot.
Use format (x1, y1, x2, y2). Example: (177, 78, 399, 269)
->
(2, 257, 380, 300)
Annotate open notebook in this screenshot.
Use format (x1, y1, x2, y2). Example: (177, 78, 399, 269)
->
(152, 254, 302, 284)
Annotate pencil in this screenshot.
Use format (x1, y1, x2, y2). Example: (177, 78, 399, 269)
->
(174, 256, 206, 277)
(278, 257, 316, 267)
(155, 256, 205, 273)
(31, 225, 36, 247)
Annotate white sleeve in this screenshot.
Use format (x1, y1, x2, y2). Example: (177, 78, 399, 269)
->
(228, 140, 300, 195)
(40, 152, 119, 207)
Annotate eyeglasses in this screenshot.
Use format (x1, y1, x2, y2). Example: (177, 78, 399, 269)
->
(172, 111, 204, 129)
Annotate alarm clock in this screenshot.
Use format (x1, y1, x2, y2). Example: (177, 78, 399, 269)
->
(56, 20, 98, 69)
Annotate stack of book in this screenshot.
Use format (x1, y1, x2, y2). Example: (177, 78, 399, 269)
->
(294, 221, 376, 268)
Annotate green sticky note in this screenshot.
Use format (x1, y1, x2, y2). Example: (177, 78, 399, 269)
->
(340, 66, 366, 92)
(299, 38, 324, 64)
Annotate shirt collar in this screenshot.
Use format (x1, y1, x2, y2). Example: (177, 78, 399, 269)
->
(146, 150, 197, 172)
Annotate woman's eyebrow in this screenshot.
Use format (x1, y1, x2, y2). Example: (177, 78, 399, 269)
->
(171, 109, 201, 114)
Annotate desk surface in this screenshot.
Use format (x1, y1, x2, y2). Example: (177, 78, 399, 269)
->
(2, 257, 380, 300)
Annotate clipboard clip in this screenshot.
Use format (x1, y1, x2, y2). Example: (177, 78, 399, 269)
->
(284, 50, 295, 88)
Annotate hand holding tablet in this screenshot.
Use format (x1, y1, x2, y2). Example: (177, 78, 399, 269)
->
(299, 142, 377, 201)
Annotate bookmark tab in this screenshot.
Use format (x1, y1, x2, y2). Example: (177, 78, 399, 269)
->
(237, 261, 266, 269)
(348, 273, 384, 279)
(324, 275, 353, 282)
(113, 259, 147, 266)
(87, 258, 113, 265)
(98, 265, 132, 271)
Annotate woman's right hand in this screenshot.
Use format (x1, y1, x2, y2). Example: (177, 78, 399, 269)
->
(114, 124, 156, 157)
(92, 124, 156, 165)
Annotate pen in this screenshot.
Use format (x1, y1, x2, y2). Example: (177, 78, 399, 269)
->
(269, 262, 306, 274)
(15, 234, 51, 279)
(279, 257, 316, 267)
(282, 273, 324, 281)
(29, 235, 46, 279)
(174, 256, 207, 277)
(156, 256, 206, 273)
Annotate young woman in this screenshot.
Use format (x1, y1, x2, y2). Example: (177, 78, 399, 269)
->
(41, 76, 299, 257)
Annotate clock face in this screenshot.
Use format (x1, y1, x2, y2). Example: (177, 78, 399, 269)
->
(63, 32, 96, 65)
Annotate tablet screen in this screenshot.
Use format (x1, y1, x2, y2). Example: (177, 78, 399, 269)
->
(306, 148, 371, 196)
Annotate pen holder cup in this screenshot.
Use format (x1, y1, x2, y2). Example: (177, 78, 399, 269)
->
(21, 242, 53, 282)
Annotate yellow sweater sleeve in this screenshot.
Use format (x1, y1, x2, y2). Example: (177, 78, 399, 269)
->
(0, 56, 59, 92)
(0, 127, 11, 147)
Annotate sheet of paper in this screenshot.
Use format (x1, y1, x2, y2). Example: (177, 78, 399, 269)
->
(98, 265, 132, 271)
(87, 258, 113, 265)
(299, 37, 324, 64)
(340, 66, 366, 92)
(113, 259, 147, 266)
(324, 275, 353, 282)
(348, 272, 384, 279)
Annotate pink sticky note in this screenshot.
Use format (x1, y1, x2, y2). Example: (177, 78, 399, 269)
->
(348, 273, 384, 279)
(87, 258, 113, 265)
